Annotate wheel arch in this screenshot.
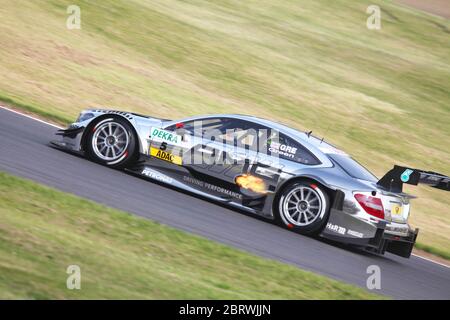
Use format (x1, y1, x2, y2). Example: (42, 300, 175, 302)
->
(81, 114, 141, 154)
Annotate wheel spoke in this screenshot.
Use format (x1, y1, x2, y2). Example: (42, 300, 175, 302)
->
(305, 190, 311, 201)
(306, 209, 316, 218)
(99, 128, 108, 138)
(300, 188, 305, 200)
(303, 211, 309, 223)
(113, 126, 120, 136)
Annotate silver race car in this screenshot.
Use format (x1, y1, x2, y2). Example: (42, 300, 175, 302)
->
(51, 109, 450, 258)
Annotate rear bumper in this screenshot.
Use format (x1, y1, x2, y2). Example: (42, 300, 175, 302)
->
(380, 228, 419, 258)
(320, 199, 419, 258)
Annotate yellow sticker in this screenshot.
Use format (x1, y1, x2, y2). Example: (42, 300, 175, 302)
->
(150, 147, 182, 165)
(391, 205, 403, 217)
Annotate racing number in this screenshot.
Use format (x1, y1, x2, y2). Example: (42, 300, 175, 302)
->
(160, 142, 168, 151)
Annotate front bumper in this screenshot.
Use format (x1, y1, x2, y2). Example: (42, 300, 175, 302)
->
(50, 125, 85, 153)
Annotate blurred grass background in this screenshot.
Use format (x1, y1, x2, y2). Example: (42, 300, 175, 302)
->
(0, 0, 448, 257)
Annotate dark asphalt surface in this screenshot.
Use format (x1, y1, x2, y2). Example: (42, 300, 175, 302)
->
(0, 107, 449, 299)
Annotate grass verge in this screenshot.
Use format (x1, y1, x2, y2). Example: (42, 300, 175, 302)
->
(415, 243, 450, 261)
(0, 171, 382, 299)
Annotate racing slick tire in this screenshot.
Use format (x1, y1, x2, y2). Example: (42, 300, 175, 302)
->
(86, 116, 138, 168)
(275, 180, 330, 235)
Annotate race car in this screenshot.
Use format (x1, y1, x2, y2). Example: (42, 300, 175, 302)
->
(51, 109, 450, 258)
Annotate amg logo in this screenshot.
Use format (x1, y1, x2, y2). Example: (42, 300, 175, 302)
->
(326, 223, 346, 235)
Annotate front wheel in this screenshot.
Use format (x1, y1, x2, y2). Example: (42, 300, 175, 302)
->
(86, 117, 138, 168)
(275, 181, 330, 235)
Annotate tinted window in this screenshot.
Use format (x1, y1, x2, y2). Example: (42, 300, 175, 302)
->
(166, 119, 320, 165)
(267, 133, 321, 165)
(328, 154, 377, 181)
(165, 118, 227, 136)
(165, 118, 266, 150)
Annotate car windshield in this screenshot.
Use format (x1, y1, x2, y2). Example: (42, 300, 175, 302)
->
(328, 154, 377, 182)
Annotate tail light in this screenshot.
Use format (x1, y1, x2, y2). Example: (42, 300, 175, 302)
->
(354, 194, 385, 219)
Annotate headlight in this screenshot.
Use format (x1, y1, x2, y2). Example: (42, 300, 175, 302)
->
(76, 112, 94, 122)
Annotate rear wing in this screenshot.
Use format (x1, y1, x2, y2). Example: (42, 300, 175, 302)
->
(377, 165, 450, 193)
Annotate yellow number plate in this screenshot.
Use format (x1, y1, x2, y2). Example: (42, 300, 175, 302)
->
(150, 147, 182, 165)
(391, 205, 403, 217)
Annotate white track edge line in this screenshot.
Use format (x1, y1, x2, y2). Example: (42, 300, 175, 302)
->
(0, 105, 63, 129)
(1, 104, 449, 269)
(412, 254, 449, 269)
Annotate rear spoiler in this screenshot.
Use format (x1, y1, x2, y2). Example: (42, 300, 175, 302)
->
(377, 165, 450, 193)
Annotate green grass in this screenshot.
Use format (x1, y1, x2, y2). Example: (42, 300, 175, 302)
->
(0, 172, 382, 299)
(0, 1, 448, 258)
(415, 242, 450, 261)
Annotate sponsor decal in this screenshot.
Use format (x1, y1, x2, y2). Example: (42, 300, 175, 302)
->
(183, 176, 242, 200)
(268, 142, 297, 159)
(347, 229, 364, 238)
(141, 168, 173, 184)
(254, 166, 279, 178)
(401, 169, 414, 183)
(326, 222, 346, 235)
(385, 224, 409, 234)
(150, 127, 181, 144)
(390, 204, 403, 217)
(150, 147, 182, 165)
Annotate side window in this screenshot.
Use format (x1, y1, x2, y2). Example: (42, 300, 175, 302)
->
(267, 133, 321, 165)
(165, 118, 264, 151)
(165, 118, 227, 137)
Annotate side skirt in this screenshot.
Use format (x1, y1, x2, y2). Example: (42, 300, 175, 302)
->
(125, 164, 269, 219)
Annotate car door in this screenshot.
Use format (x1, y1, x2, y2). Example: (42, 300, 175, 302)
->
(177, 117, 284, 207)
(169, 117, 253, 202)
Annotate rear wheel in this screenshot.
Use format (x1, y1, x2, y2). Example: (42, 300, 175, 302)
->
(275, 180, 330, 235)
(86, 117, 138, 168)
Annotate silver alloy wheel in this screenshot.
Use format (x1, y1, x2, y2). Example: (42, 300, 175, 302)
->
(281, 186, 323, 226)
(92, 122, 129, 161)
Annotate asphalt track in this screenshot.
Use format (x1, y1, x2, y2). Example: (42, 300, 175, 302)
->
(0, 107, 449, 299)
